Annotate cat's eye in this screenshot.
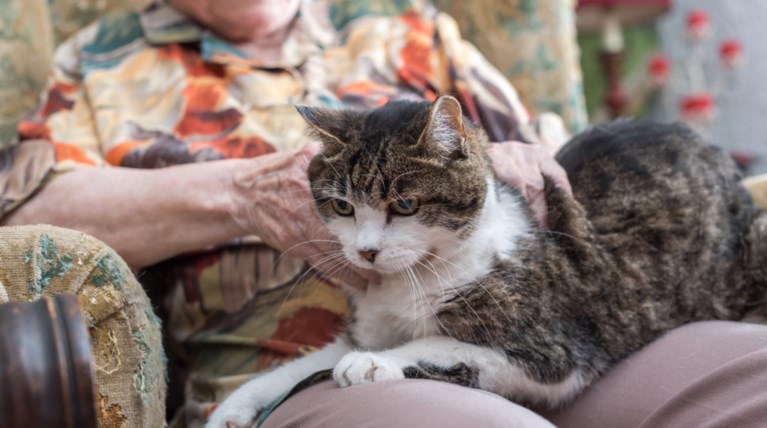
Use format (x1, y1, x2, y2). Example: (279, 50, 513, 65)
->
(331, 199, 354, 216)
(390, 199, 419, 216)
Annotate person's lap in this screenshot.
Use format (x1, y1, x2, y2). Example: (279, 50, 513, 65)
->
(262, 320, 767, 428)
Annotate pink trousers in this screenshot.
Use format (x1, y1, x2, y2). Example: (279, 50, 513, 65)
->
(262, 321, 767, 428)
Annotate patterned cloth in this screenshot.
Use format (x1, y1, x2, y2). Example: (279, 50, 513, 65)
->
(1, 1, 565, 425)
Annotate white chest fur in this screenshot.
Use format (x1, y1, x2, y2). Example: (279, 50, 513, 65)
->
(346, 181, 530, 350)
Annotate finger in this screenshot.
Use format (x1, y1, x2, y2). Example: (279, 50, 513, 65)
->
(300, 140, 323, 159)
(541, 158, 573, 194)
(527, 190, 548, 227)
(300, 240, 368, 288)
(488, 154, 523, 187)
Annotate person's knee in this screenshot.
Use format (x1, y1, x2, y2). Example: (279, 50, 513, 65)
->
(263, 379, 554, 428)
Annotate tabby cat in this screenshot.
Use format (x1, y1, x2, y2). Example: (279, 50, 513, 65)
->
(207, 95, 767, 428)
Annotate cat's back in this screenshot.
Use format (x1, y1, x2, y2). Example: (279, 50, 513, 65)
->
(554, 120, 760, 319)
(557, 121, 744, 215)
(556, 121, 748, 243)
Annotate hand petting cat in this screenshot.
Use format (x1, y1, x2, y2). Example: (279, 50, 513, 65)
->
(231, 141, 379, 288)
(487, 142, 572, 226)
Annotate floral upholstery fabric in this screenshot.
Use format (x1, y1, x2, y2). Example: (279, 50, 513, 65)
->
(432, 0, 587, 133)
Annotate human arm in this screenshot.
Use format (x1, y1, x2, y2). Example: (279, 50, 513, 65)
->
(2, 158, 244, 268)
(2, 143, 375, 286)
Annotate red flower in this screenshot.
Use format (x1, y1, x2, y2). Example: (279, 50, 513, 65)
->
(686, 10, 710, 41)
(719, 39, 743, 68)
(648, 54, 671, 86)
(679, 93, 715, 125)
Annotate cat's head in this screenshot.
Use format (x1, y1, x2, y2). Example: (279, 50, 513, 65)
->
(298, 95, 491, 274)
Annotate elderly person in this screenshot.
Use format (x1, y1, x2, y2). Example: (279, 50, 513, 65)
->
(1, 0, 766, 427)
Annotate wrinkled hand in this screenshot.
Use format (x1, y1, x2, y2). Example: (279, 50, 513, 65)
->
(486, 141, 572, 227)
(232, 142, 378, 288)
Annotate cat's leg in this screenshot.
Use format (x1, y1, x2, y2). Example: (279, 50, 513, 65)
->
(206, 338, 351, 428)
(333, 335, 587, 408)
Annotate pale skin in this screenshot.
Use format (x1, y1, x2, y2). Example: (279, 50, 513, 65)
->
(1, 0, 572, 289)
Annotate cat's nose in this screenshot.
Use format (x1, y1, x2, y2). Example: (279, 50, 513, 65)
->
(358, 249, 378, 263)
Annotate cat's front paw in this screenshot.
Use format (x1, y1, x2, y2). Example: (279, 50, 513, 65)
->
(205, 405, 255, 428)
(333, 352, 406, 387)
(205, 392, 263, 428)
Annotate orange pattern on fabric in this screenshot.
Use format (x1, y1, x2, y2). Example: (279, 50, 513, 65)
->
(252, 306, 342, 368)
(16, 82, 76, 141)
(105, 140, 150, 166)
(18, 121, 52, 141)
(40, 82, 78, 118)
(456, 86, 481, 124)
(336, 81, 396, 106)
(271, 307, 342, 349)
(398, 9, 437, 100)
(188, 136, 276, 159)
(158, 44, 226, 78)
(175, 81, 242, 137)
(53, 142, 98, 166)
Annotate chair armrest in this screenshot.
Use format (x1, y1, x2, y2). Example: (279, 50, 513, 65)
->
(0, 294, 97, 428)
(742, 174, 767, 210)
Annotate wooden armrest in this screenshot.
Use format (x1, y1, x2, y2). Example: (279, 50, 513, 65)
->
(0, 294, 97, 428)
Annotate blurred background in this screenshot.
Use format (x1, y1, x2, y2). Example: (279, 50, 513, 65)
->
(0, 0, 764, 174)
(577, 0, 765, 175)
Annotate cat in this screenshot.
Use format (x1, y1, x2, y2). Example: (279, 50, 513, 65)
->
(206, 95, 767, 428)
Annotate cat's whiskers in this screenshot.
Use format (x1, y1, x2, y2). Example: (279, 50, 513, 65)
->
(412, 259, 458, 341)
(408, 264, 436, 339)
(416, 255, 496, 345)
(310, 180, 345, 198)
(421, 249, 516, 333)
(271, 237, 347, 311)
(272, 238, 346, 270)
(396, 259, 422, 339)
(319, 152, 345, 180)
(404, 264, 425, 339)
(276, 250, 350, 314)
(312, 250, 362, 285)
(545, 230, 586, 244)
(397, 259, 438, 339)
(389, 170, 418, 190)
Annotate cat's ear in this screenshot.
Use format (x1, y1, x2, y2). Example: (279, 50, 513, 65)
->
(419, 95, 467, 160)
(295, 105, 346, 149)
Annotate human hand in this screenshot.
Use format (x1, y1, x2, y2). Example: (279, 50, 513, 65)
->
(486, 141, 572, 227)
(231, 142, 379, 288)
